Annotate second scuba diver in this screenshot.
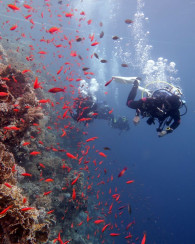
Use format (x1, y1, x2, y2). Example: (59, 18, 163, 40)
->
(126, 78, 187, 137)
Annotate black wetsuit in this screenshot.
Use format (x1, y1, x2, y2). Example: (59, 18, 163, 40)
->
(126, 83, 181, 132)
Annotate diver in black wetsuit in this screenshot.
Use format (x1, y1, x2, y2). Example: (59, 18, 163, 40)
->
(126, 78, 185, 137)
(70, 95, 130, 132)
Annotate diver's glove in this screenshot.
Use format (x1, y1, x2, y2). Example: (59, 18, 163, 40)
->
(158, 127, 173, 137)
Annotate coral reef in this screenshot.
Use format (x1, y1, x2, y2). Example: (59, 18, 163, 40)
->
(0, 142, 49, 243)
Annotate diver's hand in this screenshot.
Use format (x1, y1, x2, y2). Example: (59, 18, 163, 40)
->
(158, 130, 167, 137)
(133, 116, 140, 125)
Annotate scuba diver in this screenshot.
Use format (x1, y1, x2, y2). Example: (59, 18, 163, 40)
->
(70, 95, 130, 132)
(111, 116, 130, 132)
(126, 78, 187, 137)
(70, 94, 98, 123)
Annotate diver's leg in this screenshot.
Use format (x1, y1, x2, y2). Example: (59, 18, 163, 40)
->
(126, 80, 139, 107)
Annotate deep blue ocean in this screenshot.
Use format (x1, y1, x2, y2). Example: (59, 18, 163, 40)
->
(0, 0, 194, 243)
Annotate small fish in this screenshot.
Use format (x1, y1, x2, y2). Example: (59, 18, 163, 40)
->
(65, 12, 74, 18)
(94, 53, 99, 59)
(45, 178, 54, 182)
(47, 210, 54, 214)
(126, 180, 134, 184)
(102, 224, 110, 232)
(22, 142, 31, 146)
(86, 137, 98, 142)
(43, 191, 52, 196)
(21, 207, 34, 211)
(48, 27, 60, 34)
(71, 174, 80, 185)
(21, 173, 32, 177)
(78, 118, 92, 122)
(30, 151, 41, 156)
(100, 59, 107, 63)
(104, 147, 111, 150)
(112, 36, 119, 40)
(34, 77, 42, 89)
(99, 152, 107, 158)
(10, 24, 18, 31)
(4, 183, 12, 188)
(121, 63, 128, 67)
(99, 31, 104, 38)
(0, 92, 9, 97)
(105, 78, 113, 87)
(91, 41, 99, 46)
(72, 188, 76, 200)
(125, 19, 133, 24)
(23, 4, 33, 10)
(110, 233, 120, 236)
(141, 232, 147, 244)
(4, 126, 20, 131)
(87, 19, 92, 25)
(38, 51, 47, 55)
(82, 67, 90, 71)
(0, 205, 13, 215)
(118, 167, 127, 177)
(22, 69, 31, 74)
(48, 87, 65, 93)
(66, 152, 77, 159)
(7, 4, 20, 11)
(76, 37, 82, 42)
(128, 203, 132, 215)
(94, 219, 104, 224)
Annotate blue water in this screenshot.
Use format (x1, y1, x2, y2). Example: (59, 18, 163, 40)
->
(0, 0, 195, 243)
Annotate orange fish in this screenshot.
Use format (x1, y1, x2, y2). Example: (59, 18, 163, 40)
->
(48, 87, 65, 93)
(65, 12, 74, 18)
(39, 99, 50, 104)
(10, 24, 17, 31)
(43, 191, 52, 196)
(23, 4, 33, 9)
(71, 175, 80, 185)
(30, 151, 41, 156)
(91, 41, 99, 46)
(0, 205, 13, 215)
(45, 178, 54, 182)
(47, 210, 54, 214)
(141, 232, 147, 244)
(126, 180, 134, 184)
(66, 152, 77, 160)
(94, 219, 104, 224)
(78, 118, 92, 122)
(118, 167, 127, 177)
(4, 183, 12, 188)
(102, 223, 110, 232)
(7, 4, 20, 11)
(48, 27, 60, 34)
(21, 173, 32, 177)
(4, 126, 20, 130)
(22, 142, 31, 146)
(72, 188, 76, 200)
(33, 77, 42, 89)
(0, 92, 9, 96)
(99, 152, 107, 158)
(22, 69, 31, 74)
(110, 233, 120, 236)
(20, 207, 34, 211)
(86, 137, 98, 142)
(38, 51, 47, 54)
